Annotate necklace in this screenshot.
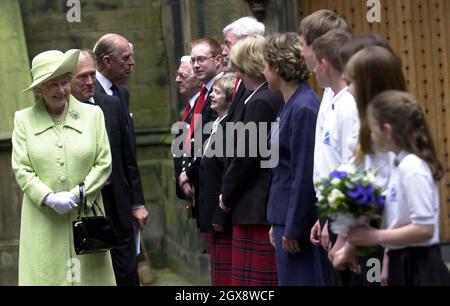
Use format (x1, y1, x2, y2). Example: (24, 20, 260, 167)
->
(53, 117, 65, 125)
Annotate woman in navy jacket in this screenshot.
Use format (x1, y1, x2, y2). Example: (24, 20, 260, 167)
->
(264, 33, 330, 285)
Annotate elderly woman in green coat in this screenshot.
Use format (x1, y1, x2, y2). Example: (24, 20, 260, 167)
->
(11, 49, 116, 285)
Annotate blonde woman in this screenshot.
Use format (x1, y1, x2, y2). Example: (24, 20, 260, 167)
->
(219, 35, 283, 286)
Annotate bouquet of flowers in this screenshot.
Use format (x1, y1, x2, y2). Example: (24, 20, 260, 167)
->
(315, 164, 385, 256)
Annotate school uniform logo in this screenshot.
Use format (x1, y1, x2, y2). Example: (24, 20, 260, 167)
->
(389, 187, 397, 202)
(323, 130, 331, 145)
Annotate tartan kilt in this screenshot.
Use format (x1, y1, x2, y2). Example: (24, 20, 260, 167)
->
(206, 232, 232, 286)
(231, 224, 278, 286)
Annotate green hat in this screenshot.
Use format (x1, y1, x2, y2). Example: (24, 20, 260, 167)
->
(23, 49, 80, 93)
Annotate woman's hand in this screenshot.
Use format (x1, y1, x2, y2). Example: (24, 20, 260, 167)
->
(269, 226, 276, 248)
(212, 224, 224, 232)
(44, 192, 78, 215)
(328, 234, 346, 262)
(310, 219, 321, 246)
(282, 236, 301, 253)
(219, 194, 231, 213)
(320, 221, 331, 251)
(332, 240, 359, 272)
(348, 226, 380, 246)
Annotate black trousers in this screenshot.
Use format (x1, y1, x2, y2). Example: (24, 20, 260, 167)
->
(102, 185, 140, 286)
(110, 235, 140, 286)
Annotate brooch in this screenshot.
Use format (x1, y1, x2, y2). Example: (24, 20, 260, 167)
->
(69, 111, 80, 120)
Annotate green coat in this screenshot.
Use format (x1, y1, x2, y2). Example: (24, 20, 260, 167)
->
(11, 96, 116, 285)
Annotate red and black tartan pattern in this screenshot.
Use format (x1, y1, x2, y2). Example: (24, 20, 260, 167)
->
(206, 232, 232, 286)
(231, 224, 278, 286)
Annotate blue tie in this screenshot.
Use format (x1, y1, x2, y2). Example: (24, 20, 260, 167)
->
(110, 84, 119, 97)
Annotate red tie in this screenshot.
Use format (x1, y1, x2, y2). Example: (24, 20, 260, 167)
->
(185, 86, 208, 153)
(181, 103, 191, 122)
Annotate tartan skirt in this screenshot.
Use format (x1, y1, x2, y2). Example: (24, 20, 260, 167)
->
(206, 232, 232, 286)
(231, 224, 278, 286)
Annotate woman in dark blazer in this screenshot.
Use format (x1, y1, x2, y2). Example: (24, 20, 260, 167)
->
(264, 33, 330, 285)
(196, 73, 237, 286)
(219, 35, 283, 286)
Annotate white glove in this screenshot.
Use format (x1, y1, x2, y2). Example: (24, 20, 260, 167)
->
(44, 192, 78, 215)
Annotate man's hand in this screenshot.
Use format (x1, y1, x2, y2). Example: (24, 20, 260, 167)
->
(179, 171, 195, 198)
(132, 207, 149, 230)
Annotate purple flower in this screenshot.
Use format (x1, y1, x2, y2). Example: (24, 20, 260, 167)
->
(329, 170, 348, 180)
(376, 195, 385, 209)
(346, 185, 376, 206)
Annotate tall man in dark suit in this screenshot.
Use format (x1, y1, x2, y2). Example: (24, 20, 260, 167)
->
(93, 34, 148, 285)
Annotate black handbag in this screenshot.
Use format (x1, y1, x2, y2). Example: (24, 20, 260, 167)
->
(72, 183, 119, 255)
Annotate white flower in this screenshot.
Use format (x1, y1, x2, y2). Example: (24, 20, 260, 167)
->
(327, 189, 345, 209)
(366, 171, 377, 185)
(337, 163, 356, 174)
(330, 178, 341, 186)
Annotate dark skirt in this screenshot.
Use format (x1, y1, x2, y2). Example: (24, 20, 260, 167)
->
(273, 225, 332, 285)
(388, 245, 450, 286)
(231, 224, 278, 286)
(206, 232, 232, 286)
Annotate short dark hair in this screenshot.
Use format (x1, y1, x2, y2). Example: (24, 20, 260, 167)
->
(298, 9, 351, 45)
(312, 30, 352, 73)
(191, 38, 222, 57)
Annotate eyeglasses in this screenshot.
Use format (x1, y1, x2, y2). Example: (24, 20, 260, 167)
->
(191, 56, 216, 65)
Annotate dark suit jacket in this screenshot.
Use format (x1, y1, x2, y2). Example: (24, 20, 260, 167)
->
(196, 118, 231, 233)
(222, 81, 251, 172)
(181, 86, 218, 197)
(221, 82, 283, 225)
(173, 101, 195, 200)
(266, 82, 320, 243)
(94, 82, 145, 209)
(95, 82, 137, 151)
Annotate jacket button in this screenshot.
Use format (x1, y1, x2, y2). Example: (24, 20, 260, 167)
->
(59, 176, 66, 182)
(57, 142, 63, 148)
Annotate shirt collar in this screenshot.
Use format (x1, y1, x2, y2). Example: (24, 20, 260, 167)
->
(393, 150, 409, 167)
(96, 70, 114, 95)
(329, 86, 350, 107)
(33, 96, 83, 135)
(189, 91, 200, 108)
(204, 72, 224, 92)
